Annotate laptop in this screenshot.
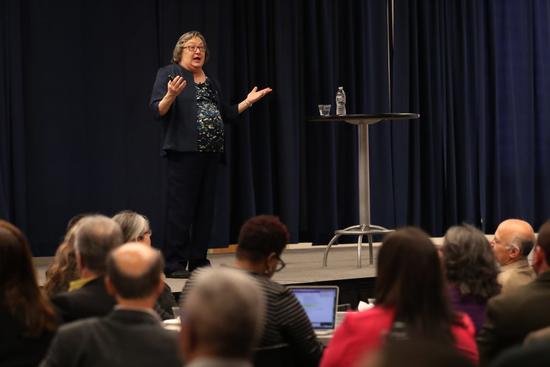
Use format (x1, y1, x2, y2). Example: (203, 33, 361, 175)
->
(289, 285, 339, 336)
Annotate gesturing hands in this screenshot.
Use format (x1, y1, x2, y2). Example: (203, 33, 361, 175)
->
(246, 86, 273, 105)
(167, 75, 187, 97)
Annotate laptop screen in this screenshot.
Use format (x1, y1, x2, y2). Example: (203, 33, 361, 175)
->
(290, 286, 339, 330)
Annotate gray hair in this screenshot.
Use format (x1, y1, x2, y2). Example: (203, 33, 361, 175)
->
(112, 210, 150, 243)
(181, 267, 265, 358)
(442, 224, 501, 299)
(74, 215, 123, 274)
(172, 30, 209, 63)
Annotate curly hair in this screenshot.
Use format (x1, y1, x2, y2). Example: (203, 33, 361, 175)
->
(236, 215, 289, 262)
(442, 224, 501, 300)
(44, 224, 80, 297)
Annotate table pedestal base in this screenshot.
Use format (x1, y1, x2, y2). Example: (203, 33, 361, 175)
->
(322, 224, 393, 267)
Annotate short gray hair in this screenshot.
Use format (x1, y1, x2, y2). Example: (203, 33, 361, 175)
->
(172, 31, 209, 63)
(112, 210, 150, 243)
(181, 267, 265, 358)
(75, 215, 123, 274)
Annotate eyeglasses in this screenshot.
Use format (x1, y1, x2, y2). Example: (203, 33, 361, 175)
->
(183, 45, 206, 53)
(137, 229, 152, 241)
(274, 256, 286, 273)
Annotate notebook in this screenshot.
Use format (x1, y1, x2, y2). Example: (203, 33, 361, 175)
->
(289, 285, 339, 335)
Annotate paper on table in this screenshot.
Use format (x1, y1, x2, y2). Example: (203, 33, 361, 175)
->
(358, 301, 375, 311)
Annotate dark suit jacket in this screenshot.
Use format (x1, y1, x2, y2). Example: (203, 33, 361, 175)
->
(50, 276, 116, 323)
(0, 311, 54, 367)
(477, 271, 550, 365)
(39, 309, 182, 367)
(489, 342, 550, 367)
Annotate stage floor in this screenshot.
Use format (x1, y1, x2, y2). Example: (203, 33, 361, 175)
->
(36, 243, 380, 289)
(35, 238, 447, 308)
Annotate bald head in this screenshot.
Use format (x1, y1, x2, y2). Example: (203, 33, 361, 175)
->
(106, 242, 164, 299)
(492, 219, 535, 264)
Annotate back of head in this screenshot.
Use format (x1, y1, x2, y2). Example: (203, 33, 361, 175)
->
(181, 267, 265, 359)
(0, 220, 57, 335)
(375, 227, 454, 341)
(112, 210, 150, 243)
(443, 224, 500, 299)
(106, 242, 164, 299)
(75, 215, 123, 275)
(237, 215, 289, 262)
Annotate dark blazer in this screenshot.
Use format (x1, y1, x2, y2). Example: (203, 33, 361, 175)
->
(39, 309, 182, 367)
(154, 282, 177, 320)
(0, 311, 54, 367)
(50, 276, 116, 323)
(489, 342, 550, 367)
(149, 64, 239, 155)
(477, 271, 550, 365)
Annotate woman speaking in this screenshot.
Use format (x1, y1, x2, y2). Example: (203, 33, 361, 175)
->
(150, 31, 272, 278)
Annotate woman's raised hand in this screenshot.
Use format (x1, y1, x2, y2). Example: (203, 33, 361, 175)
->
(246, 86, 273, 105)
(167, 75, 187, 97)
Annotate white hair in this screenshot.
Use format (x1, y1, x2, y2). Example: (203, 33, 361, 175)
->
(181, 267, 265, 358)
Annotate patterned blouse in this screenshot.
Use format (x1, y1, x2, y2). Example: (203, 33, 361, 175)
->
(195, 78, 224, 152)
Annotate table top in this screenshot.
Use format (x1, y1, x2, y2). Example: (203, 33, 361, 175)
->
(308, 113, 420, 125)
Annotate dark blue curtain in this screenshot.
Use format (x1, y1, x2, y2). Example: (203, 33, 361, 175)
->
(4, 0, 550, 256)
(392, 0, 550, 235)
(0, 0, 388, 255)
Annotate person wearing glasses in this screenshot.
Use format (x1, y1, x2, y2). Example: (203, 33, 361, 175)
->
(112, 210, 177, 320)
(149, 31, 272, 279)
(181, 215, 323, 367)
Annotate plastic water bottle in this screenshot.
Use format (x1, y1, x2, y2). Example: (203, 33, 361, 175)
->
(336, 86, 346, 116)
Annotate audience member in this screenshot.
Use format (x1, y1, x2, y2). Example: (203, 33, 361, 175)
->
(51, 215, 123, 323)
(478, 220, 550, 364)
(0, 220, 57, 367)
(112, 210, 177, 320)
(488, 342, 550, 367)
(112, 210, 153, 245)
(320, 227, 479, 367)
(40, 243, 182, 367)
(180, 267, 265, 367)
(182, 215, 323, 367)
(442, 225, 501, 334)
(490, 219, 536, 293)
(361, 339, 475, 367)
(43, 218, 82, 298)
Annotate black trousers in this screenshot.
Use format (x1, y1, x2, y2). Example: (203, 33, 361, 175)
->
(164, 151, 220, 272)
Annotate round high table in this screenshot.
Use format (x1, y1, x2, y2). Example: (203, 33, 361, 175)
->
(309, 113, 420, 267)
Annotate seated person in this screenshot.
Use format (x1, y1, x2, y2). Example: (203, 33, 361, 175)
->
(478, 220, 550, 364)
(0, 220, 58, 366)
(182, 215, 323, 367)
(44, 214, 86, 298)
(40, 243, 182, 367)
(112, 210, 176, 320)
(51, 215, 123, 323)
(320, 227, 479, 367)
(180, 267, 265, 367)
(442, 224, 501, 334)
(490, 219, 536, 293)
